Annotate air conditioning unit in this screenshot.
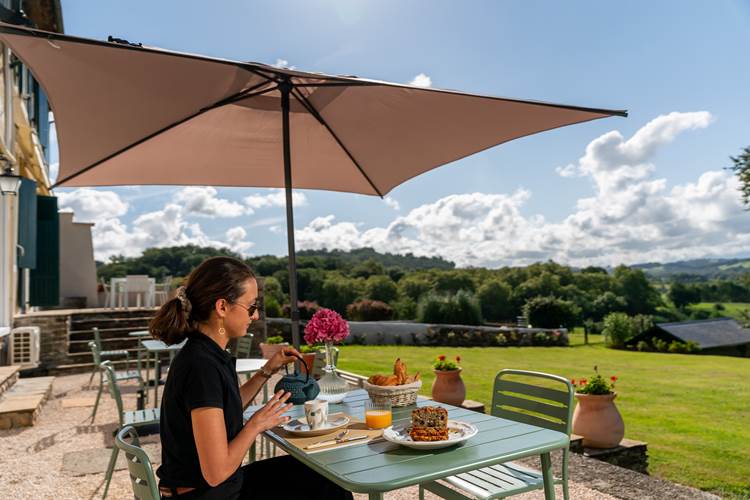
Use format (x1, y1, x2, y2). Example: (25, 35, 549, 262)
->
(10, 326, 40, 368)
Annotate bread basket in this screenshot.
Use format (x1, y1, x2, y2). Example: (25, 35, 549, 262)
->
(362, 379, 422, 407)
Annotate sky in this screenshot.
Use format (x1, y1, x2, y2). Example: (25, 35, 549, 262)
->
(52, 0, 750, 267)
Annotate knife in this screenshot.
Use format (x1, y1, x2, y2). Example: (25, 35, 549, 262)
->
(305, 434, 369, 450)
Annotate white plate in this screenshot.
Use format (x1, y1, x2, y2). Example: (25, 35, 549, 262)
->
(282, 414, 351, 437)
(382, 420, 478, 450)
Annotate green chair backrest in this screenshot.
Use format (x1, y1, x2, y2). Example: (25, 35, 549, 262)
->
(234, 333, 254, 358)
(311, 347, 338, 379)
(88, 340, 102, 366)
(492, 369, 574, 435)
(115, 426, 160, 500)
(100, 361, 125, 426)
(93, 326, 103, 351)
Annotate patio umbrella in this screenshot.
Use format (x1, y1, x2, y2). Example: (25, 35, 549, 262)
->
(0, 22, 626, 350)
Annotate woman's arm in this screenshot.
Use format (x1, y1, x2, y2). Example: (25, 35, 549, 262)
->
(238, 346, 301, 408)
(192, 390, 292, 487)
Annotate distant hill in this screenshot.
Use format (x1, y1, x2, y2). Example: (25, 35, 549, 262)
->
(633, 258, 750, 280)
(296, 247, 455, 271)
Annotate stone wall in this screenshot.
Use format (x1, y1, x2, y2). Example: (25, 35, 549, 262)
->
(13, 311, 70, 368)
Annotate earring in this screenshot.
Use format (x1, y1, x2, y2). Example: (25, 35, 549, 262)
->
(218, 319, 226, 336)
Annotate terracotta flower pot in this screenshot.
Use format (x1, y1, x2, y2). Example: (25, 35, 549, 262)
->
(301, 353, 316, 373)
(431, 368, 466, 406)
(572, 392, 625, 448)
(260, 342, 289, 360)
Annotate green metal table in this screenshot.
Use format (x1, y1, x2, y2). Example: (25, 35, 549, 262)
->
(244, 389, 568, 499)
(140, 339, 185, 407)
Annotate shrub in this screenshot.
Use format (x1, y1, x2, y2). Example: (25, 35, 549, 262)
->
(714, 303, 726, 311)
(495, 333, 508, 346)
(346, 299, 394, 321)
(667, 340, 701, 354)
(320, 275, 362, 315)
(636, 340, 651, 352)
(282, 300, 320, 320)
(391, 296, 417, 320)
(265, 297, 282, 318)
(434, 271, 476, 294)
(523, 296, 580, 329)
(398, 276, 433, 301)
(262, 276, 286, 305)
(668, 340, 687, 353)
(477, 280, 513, 321)
(365, 275, 398, 303)
(653, 337, 669, 352)
(533, 332, 551, 346)
(416, 291, 482, 325)
(602, 312, 636, 348)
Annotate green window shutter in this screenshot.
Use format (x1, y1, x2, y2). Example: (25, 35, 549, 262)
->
(29, 195, 59, 307)
(17, 177, 37, 269)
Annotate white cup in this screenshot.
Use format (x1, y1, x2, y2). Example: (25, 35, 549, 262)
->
(303, 399, 329, 430)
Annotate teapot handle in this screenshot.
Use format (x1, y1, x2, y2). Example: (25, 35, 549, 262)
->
(281, 350, 310, 383)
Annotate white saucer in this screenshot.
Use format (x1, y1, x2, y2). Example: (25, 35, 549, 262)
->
(282, 414, 351, 437)
(382, 420, 478, 450)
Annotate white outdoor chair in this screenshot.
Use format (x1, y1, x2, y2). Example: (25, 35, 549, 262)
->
(99, 277, 111, 308)
(124, 275, 152, 308)
(153, 276, 172, 306)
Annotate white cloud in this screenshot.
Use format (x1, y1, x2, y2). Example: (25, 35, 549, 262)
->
(225, 226, 255, 255)
(173, 186, 248, 218)
(273, 58, 295, 70)
(409, 73, 432, 88)
(244, 189, 307, 210)
(384, 196, 400, 210)
(57, 188, 129, 223)
(86, 200, 255, 260)
(296, 111, 748, 267)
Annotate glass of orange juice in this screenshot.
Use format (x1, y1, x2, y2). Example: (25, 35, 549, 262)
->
(365, 399, 392, 429)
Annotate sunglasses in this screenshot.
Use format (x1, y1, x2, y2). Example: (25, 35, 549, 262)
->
(234, 301, 259, 317)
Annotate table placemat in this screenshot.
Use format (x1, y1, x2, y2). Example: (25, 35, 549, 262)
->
(274, 412, 384, 454)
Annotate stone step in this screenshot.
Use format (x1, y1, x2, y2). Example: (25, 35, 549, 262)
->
(0, 365, 21, 399)
(69, 324, 152, 340)
(68, 337, 144, 353)
(70, 313, 155, 328)
(0, 376, 55, 429)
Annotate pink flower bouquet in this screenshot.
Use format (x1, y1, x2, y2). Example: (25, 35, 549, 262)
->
(304, 308, 350, 345)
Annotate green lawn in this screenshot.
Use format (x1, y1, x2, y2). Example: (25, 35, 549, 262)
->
(690, 302, 750, 321)
(337, 334, 750, 499)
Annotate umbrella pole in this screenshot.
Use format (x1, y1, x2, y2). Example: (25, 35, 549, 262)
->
(280, 79, 301, 351)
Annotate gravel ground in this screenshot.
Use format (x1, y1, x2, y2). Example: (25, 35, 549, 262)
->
(0, 372, 704, 499)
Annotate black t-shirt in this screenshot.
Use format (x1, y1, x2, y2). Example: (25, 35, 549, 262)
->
(156, 331, 243, 491)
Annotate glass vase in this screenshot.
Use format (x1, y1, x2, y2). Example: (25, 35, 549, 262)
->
(316, 341, 349, 403)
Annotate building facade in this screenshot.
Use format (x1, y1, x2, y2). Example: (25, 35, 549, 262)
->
(0, 1, 63, 354)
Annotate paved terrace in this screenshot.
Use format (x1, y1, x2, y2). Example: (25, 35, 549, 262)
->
(0, 371, 720, 499)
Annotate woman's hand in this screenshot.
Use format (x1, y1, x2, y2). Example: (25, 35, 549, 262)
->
(265, 346, 301, 373)
(246, 390, 293, 434)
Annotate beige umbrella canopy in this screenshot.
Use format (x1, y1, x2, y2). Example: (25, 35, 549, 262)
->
(0, 22, 626, 348)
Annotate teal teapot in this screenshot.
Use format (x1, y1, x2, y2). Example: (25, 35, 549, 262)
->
(274, 352, 320, 405)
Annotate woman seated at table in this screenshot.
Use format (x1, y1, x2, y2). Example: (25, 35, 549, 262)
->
(150, 256, 353, 500)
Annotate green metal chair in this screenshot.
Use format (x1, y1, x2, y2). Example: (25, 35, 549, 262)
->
(115, 425, 160, 500)
(101, 361, 160, 499)
(89, 341, 144, 423)
(87, 326, 131, 388)
(419, 369, 574, 500)
(233, 332, 255, 358)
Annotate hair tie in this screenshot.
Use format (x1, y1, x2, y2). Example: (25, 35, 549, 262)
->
(175, 286, 192, 314)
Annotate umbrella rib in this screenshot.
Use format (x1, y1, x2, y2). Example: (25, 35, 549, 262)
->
(52, 80, 275, 188)
(291, 87, 384, 198)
